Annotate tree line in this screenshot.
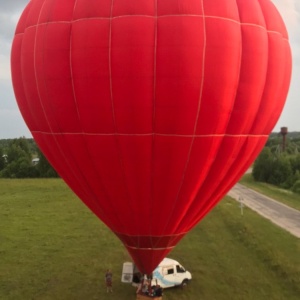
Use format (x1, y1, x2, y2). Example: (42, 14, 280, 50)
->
(252, 134, 300, 194)
(0, 137, 58, 178)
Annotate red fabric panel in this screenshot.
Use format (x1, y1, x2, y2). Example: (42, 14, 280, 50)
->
(32, 133, 111, 225)
(152, 135, 223, 234)
(236, 0, 266, 27)
(117, 135, 153, 233)
(11, 0, 292, 274)
(187, 136, 268, 230)
(252, 33, 289, 134)
(196, 18, 241, 134)
(38, 0, 75, 23)
(20, 26, 51, 132)
(227, 0, 268, 134)
(157, 0, 203, 16)
(74, 0, 111, 19)
(151, 135, 192, 232)
(113, 0, 155, 16)
(71, 20, 114, 133)
(250, 14, 291, 133)
(111, 17, 155, 133)
(250, 0, 292, 134)
(226, 25, 268, 134)
(203, 0, 240, 21)
(170, 136, 248, 232)
(11, 36, 35, 131)
(37, 23, 82, 133)
(155, 16, 204, 134)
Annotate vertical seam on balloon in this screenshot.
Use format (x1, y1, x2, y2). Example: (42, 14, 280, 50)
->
(157, 1, 208, 239)
(170, 2, 208, 233)
(249, 0, 269, 134)
(70, 0, 81, 123)
(31, 0, 82, 191)
(257, 1, 289, 134)
(69, 0, 116, 226)
(185, 0, 271, 230)
(251, 0, 289, 132)
(224, 0, 243, 135)
(61, 0, 106, 220)
(35, 0, 113, 228)
(67, 0, 112, 224)
(184, 0, 246, 223)
(17, 1, 35, 133)
(68, 0, 102, 209)
(32, 0, 50, 132)
(108, 0, 137, 245)
(187, 0, 245, 224)
(30, 0, 84, 192)
(149, 0, 158, 251)
(174, 0, 253, 233)
(189, 137, 267, 230)
(191, 0, 251, 219)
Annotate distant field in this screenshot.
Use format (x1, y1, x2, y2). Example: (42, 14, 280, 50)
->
(0, 179, 299, 300)
(240, 174, 300, 211)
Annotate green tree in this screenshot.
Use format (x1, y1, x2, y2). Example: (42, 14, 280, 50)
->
(6, 137, 31, 163)
(289, 154, 300, 174)
(2, 138, 38, 178)
(36, 148, 58, 178)
(291, 179, 300, 194)
(252, 148, 273, 182)
(0, 147, 5, 171)
(252, 145, 298, 190)
(267, 155, 292, 186)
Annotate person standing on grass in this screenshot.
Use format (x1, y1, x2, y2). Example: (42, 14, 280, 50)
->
(105, 269, 113, 293)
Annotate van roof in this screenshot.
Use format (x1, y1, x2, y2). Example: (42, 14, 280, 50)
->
(158, 258, 179, 267)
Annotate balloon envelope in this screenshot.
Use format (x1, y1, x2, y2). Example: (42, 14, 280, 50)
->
(11, 0, 291, 274)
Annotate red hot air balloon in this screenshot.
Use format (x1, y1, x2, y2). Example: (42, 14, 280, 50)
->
(11, 0, 291, 274)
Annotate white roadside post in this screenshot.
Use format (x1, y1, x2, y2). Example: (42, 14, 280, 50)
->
(239, 196, 244, 216)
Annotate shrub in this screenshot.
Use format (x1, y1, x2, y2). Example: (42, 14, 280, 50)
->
(291, 180, 300, 194)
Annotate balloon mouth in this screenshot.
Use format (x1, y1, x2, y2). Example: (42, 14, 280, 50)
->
(114, 232, 188, 273)
(125, 246, 174, 275)
(115, 232, 186, 249)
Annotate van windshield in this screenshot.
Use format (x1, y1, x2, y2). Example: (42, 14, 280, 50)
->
(176, 265, 185, 273)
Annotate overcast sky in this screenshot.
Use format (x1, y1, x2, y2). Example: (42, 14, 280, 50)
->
(0, 0, 299, 139)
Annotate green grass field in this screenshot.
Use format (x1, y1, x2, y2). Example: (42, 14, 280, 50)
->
(240, 174, 300, 211)
(1, 179, 299, 300)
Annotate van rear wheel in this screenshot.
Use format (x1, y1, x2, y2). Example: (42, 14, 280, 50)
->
(181, 279, 189, 289)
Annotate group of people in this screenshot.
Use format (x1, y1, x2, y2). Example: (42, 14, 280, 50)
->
(105, 269, 163, 297)
(136, 274, 163, 297)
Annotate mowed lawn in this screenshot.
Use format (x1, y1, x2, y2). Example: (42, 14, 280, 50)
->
(0, 179, 299, 300)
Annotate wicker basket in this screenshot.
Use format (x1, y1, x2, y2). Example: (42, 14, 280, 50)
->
(136, 293, 162, 300)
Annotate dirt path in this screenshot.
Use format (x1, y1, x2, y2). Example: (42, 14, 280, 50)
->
(228, 183, 300, 238)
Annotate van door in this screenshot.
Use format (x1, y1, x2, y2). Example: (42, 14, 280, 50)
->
(175, 264, 187, 283)
(161, 265, 181, 286)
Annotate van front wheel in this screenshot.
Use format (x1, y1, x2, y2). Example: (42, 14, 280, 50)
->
(181, 279, 189, 289)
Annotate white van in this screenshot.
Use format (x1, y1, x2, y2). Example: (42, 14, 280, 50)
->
(122, 258, 192, 289)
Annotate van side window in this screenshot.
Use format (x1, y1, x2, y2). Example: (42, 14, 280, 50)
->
(167, 267, 174, 275)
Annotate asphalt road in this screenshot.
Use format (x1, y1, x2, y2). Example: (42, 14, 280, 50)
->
(228, 183, 300, 238)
